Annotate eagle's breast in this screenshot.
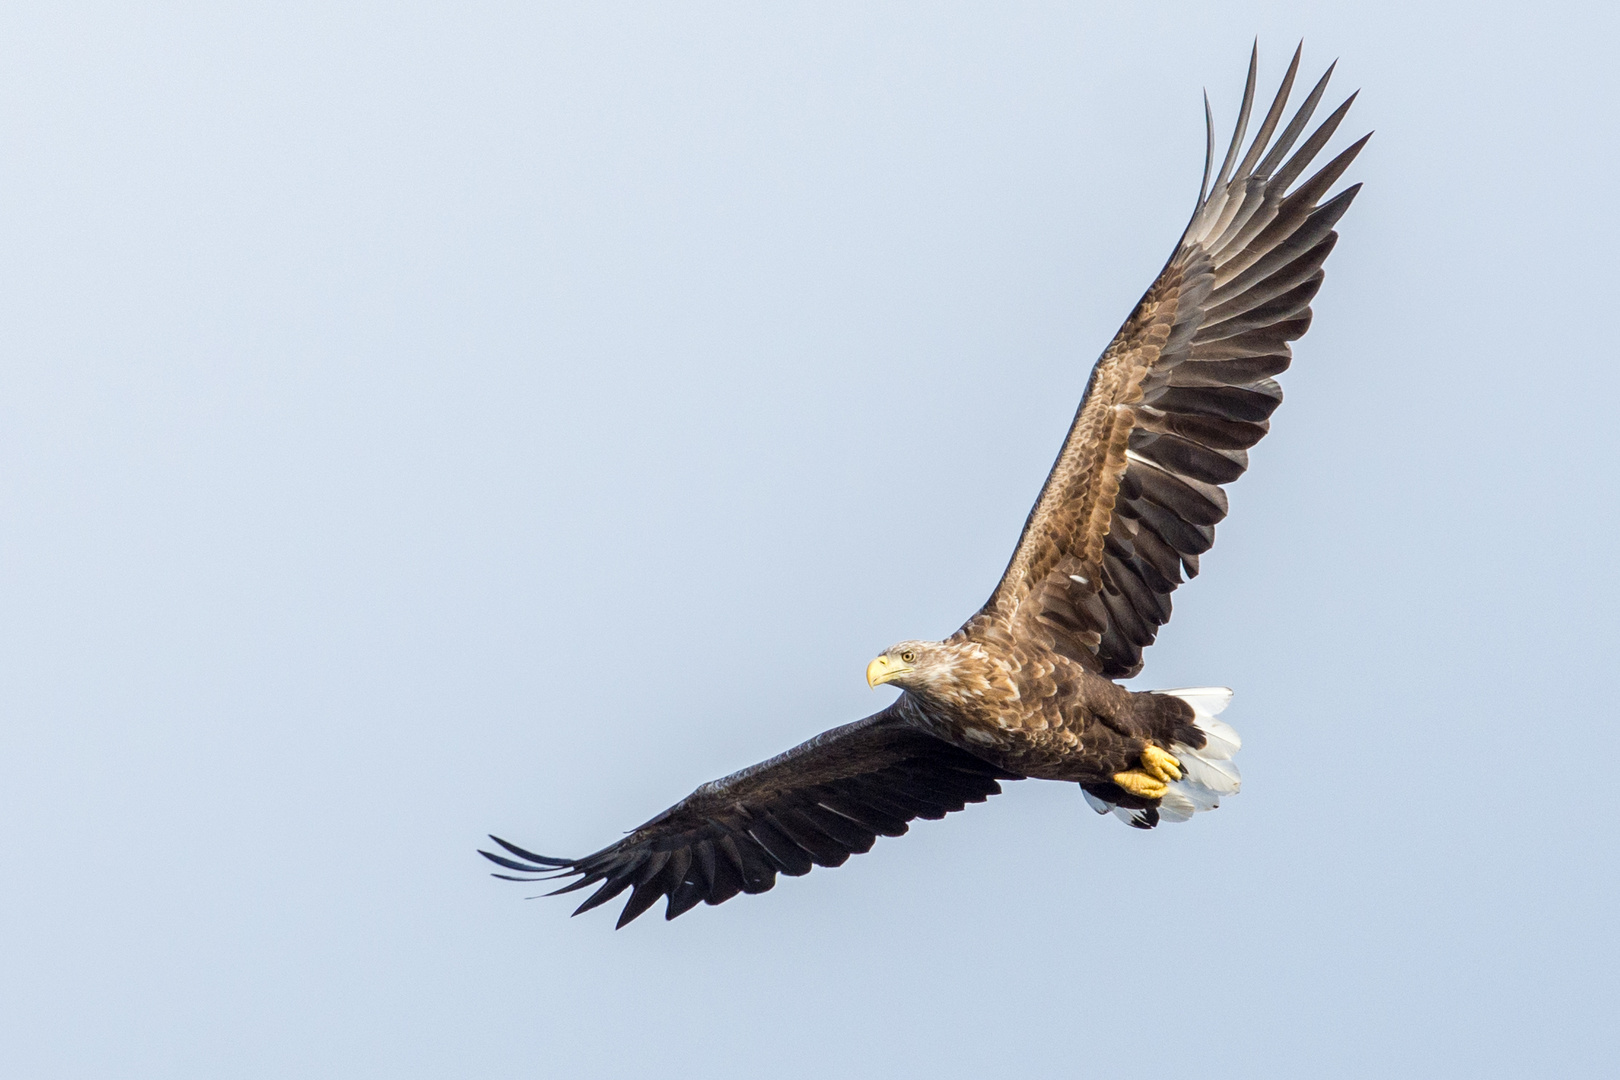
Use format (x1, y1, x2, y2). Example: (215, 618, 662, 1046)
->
(909, 640, 1094, 769)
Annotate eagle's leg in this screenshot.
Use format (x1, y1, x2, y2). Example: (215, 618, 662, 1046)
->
(1112, 744, 1182, 799)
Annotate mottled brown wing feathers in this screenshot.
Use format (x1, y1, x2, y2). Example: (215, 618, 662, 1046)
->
(967, 45, 1366, 678)
(481, 707, 1021, 927)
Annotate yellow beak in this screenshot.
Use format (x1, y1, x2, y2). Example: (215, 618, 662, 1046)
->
(866, 654, 912, 688)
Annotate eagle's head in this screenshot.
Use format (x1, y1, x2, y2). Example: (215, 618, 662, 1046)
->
(865, 640, 960, 694)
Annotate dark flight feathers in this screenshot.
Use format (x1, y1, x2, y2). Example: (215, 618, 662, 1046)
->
(481, 707, 1021, 927)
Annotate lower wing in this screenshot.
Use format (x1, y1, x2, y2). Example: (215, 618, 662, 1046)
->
(482, 705, 1023, 927)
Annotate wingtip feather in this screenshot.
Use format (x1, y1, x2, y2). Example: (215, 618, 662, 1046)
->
(488, 835, 575, 867)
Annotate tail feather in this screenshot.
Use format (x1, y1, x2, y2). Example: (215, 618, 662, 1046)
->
(1165, 687, 1234, 718)
(1189, 715, 1241, 760)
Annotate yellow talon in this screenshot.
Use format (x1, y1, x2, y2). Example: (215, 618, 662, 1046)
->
(1141, 744, 1182, 783)
(1112, 769, 1167, 799)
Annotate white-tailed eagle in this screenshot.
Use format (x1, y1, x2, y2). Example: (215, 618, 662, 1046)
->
(483, 45, 1366, 927)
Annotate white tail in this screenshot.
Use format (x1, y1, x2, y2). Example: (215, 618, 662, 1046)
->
(1083, 686, 1243, 828)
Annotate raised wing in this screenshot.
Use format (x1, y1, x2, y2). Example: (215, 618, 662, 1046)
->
(481, 706, 1021, 927)
(969, 45, 1367, 677)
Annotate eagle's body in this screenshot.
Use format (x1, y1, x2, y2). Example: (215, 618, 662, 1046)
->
(484, 46, 1365, 926)
(876, 637, 1194, 790)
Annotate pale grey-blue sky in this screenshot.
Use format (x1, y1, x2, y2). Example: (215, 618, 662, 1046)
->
(2, 3, 1615, 1077)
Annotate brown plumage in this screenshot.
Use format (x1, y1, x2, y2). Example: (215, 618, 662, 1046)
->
(483, 45, 1366, 927)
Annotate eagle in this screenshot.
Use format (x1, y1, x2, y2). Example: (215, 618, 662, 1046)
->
(483, 45, 1367, 927)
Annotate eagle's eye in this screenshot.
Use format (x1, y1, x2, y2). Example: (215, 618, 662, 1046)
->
(900, 650, 916, 663)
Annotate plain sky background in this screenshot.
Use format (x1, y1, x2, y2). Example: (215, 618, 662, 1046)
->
(2, 3, 1616, 1077)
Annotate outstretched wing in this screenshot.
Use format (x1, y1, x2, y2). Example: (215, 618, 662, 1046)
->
(481, 706, 1021, 927)
(969, 45, 1368, 678)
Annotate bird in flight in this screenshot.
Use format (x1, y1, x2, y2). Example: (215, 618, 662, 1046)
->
(483, 44, 1367, 927)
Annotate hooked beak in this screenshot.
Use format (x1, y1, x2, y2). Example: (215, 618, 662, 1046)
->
(866, 654, 912, 688)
